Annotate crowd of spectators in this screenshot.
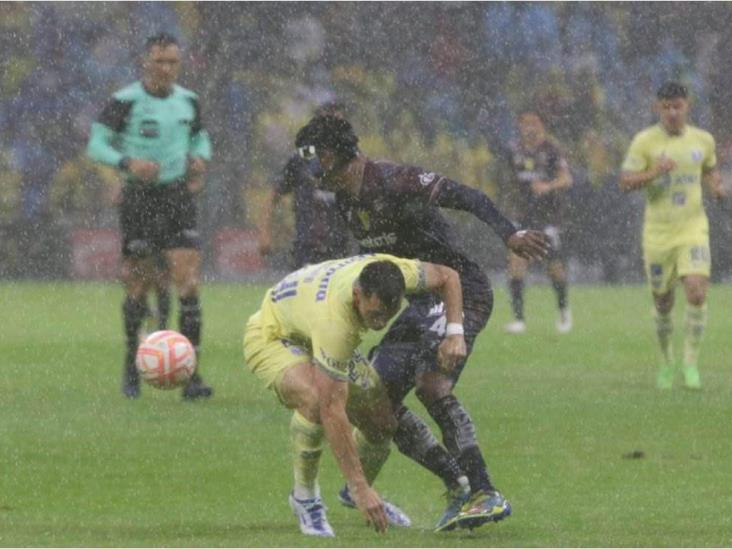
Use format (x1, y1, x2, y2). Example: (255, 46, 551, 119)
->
(1, 2, 731, 280)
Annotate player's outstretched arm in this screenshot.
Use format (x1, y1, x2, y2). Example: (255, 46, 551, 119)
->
(421, 262, 467, 372)
(313, 365, 388, 533)
(432, 178, 518, 244)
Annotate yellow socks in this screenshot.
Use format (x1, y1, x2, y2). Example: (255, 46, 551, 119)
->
(290, 411, 324, 499)
(654, 311, 674, 366)
(683, 303, 707, 368)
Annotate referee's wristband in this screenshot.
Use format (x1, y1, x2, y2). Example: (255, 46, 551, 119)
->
(445, 322, 464, 336)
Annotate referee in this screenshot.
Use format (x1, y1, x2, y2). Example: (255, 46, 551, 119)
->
(87, 33, 213, 400)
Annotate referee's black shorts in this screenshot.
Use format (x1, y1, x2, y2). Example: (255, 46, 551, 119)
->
(119, 181, 200, 258)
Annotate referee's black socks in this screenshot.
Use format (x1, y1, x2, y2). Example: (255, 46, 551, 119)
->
(123, 296, 147, 371)
(179, 294, 202, 357)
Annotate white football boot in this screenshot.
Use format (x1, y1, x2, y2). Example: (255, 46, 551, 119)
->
(556, 308, 573, 334)
(289, 492, 335, 537)
(504, 320, 526, 334)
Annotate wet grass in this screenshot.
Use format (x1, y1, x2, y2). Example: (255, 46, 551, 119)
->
(1, 281, 732, 547)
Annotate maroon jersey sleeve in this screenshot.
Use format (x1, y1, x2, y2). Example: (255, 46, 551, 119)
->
(378, 162, 517, 243)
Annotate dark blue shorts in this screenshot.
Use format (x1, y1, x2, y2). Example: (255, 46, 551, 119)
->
(371, 269, 493, 404)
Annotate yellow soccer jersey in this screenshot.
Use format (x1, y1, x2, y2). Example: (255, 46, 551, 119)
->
(622, 124, 716, 242)
(256, 254, 425, 381)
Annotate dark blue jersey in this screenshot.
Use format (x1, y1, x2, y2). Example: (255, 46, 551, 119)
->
(275, 154, 349, 266)
(503, 139, 569, 227)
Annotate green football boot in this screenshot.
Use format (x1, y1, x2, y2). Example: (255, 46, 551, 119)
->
(682, 364, 701, 390)
(656, 364, 675, 390)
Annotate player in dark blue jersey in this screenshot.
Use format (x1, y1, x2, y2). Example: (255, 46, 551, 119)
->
(499, 111, 574, 335)
(258, 102, 351, 268)
(295, 115, 549, 531)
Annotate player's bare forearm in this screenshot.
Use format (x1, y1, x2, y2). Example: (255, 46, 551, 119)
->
(315, 369, 388, 532)
(621, 156, 676, 191)
(314, 370, 368, 491)
(553, 166, 573, 190)
(422, 263, 463, 324)
(620, 170, 656, 191)
(703, 168, 725, 199)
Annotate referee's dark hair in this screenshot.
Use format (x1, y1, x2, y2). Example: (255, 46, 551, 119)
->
(358, 261, 406, 311)
(295, 115, 360, 162)
(657, 81, 688, 100)
(145, 32, 179, 52)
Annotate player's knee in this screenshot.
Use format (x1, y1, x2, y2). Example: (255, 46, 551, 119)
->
(297, 389, 321, 423)
(687, 288, 706, 307)
(415, 375, 453, 407)
(654, 293, 674, 315)
(416, 386, 450, 408)
(548, 263, 566, 281)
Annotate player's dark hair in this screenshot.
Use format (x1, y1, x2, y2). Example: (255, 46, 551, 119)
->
(145, 33, 179, 53)
(657, 81, 688, 100)
(358, 261, 405, 311)
(314, 100, 347, 118)
(295, 115, 359, 162)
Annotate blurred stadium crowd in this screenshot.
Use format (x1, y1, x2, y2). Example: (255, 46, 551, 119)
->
(1, 2, 731, 281)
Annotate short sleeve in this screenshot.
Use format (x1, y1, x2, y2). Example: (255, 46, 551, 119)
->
(97, 98, 133, 133)
(622, 135, 648, 172)
(704, 133, 717, 171)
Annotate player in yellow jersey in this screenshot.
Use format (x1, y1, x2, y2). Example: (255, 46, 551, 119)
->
(620, 82, 726, 389)
(244, 254, 466, 537)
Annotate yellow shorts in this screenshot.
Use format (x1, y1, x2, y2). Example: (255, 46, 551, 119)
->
(243, 312, 381, 404)
(643, 236, 710, 295)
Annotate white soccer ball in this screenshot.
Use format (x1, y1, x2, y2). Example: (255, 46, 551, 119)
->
(136, 330, 196, 389)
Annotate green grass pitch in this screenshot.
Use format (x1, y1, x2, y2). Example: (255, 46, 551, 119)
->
(2, 281, 732, 547)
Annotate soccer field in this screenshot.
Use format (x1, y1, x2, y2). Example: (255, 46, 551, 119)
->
(2, 281, 732, 547)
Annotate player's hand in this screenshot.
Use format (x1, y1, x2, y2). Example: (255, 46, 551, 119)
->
(654, 156, 677, 175)
(349, 483, 388, 533)
(437, 335, 467, 373)
(530, 180, 553, 196)
(507, 229, 550, 261)
(128, 159, 159, 182)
